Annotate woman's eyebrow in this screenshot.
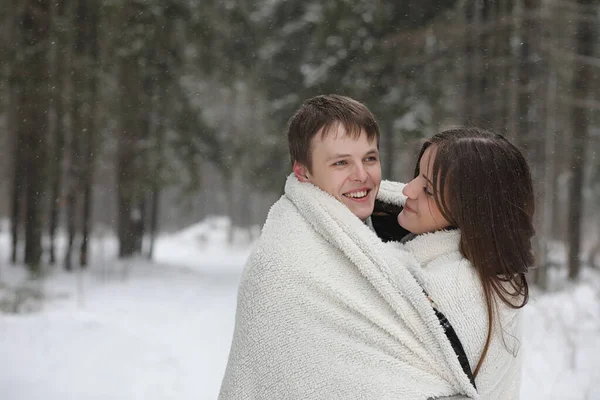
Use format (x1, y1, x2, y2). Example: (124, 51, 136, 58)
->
(422, 174, 434, 185)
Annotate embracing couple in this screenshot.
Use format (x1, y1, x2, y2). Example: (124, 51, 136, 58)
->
(219, 95, 534, 399)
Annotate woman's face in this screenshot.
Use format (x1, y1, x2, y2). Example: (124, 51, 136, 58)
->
(397, 147, 451, 234)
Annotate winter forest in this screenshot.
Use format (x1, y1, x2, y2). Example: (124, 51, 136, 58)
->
(1, 0, 600, 399)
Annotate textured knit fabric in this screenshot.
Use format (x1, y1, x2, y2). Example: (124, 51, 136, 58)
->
(393, 230, 523, 400)
(219, 175, 478, 400)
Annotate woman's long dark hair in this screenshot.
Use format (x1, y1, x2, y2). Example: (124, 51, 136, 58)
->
(415, 127, 535, 378)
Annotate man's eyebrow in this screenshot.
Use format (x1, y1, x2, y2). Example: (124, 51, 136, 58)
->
(327, 149, 379, 161)
(327, 153, 351, 161)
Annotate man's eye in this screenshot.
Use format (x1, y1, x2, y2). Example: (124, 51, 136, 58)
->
(333, 160, 347, 166)
(365, 156, 378, 162)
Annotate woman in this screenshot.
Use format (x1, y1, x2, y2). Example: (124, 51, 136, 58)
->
(390, 127, 535, 399)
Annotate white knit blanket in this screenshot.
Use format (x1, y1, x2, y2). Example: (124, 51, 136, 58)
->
(219, 175, 478, 400)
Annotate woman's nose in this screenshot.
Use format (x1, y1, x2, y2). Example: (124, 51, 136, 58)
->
(402, 178, 419, 199)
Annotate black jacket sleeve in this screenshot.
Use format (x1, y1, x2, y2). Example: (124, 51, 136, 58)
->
(371, 200, 410, 243)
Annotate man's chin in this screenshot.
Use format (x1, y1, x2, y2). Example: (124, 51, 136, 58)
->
(346, 202, 374, 221)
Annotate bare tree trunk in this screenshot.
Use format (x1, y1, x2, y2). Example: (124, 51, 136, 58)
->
(567, 0, 598, 280)
(532, 2, 558, 289)
(10, 111, 23, 265)
(551, 115, 567, 241)
(133, 59, 156, 256)
(147, 74, 166, 260)
(117, 54, 142, 258)
(147, 12, 179, 260)
(115, 2, 153, 258)
(136, 198, 147, 255)
(464, 0, 479, 125)
(8, 6, 23, 265)
(80, 125, 93, 267)
(65, 0, 90, 271)
(147, 84, 161, 259)
(535, 67, 557, 290)
(497, 0, 515, 136)
(478, 0, 493, 128)
(224, 88, 238, 245)
(148, 183, 160, 260)
(516, 0, 537, 150)
(516, 1, 545, 285)
(19, 0, 51, 276)
(48, 0, 71, 266)
(507, 0, 519, 140)
(63, 170, 77, 272)
(79, 0, 99, 267)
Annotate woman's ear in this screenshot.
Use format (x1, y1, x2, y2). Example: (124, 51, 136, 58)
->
(293, 161, 310, 182)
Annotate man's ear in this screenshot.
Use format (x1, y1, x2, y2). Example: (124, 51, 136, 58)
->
(293, 161, 310, 182)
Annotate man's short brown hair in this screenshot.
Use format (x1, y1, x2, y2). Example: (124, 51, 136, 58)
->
(287, 94, 380, 171)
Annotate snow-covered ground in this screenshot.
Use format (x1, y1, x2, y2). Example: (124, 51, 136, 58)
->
(0, 217, 599, 400)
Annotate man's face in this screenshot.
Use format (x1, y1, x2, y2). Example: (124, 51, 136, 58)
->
(294, 123, 381, 221)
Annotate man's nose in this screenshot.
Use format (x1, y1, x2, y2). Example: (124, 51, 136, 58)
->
(350, 163, 368, 182)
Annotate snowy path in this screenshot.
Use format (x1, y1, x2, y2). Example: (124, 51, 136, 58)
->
(0, 260, 242, 400)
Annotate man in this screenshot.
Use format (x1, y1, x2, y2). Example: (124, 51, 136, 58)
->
(288, 95, 382, 222)
(219, 95, 478, 400)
